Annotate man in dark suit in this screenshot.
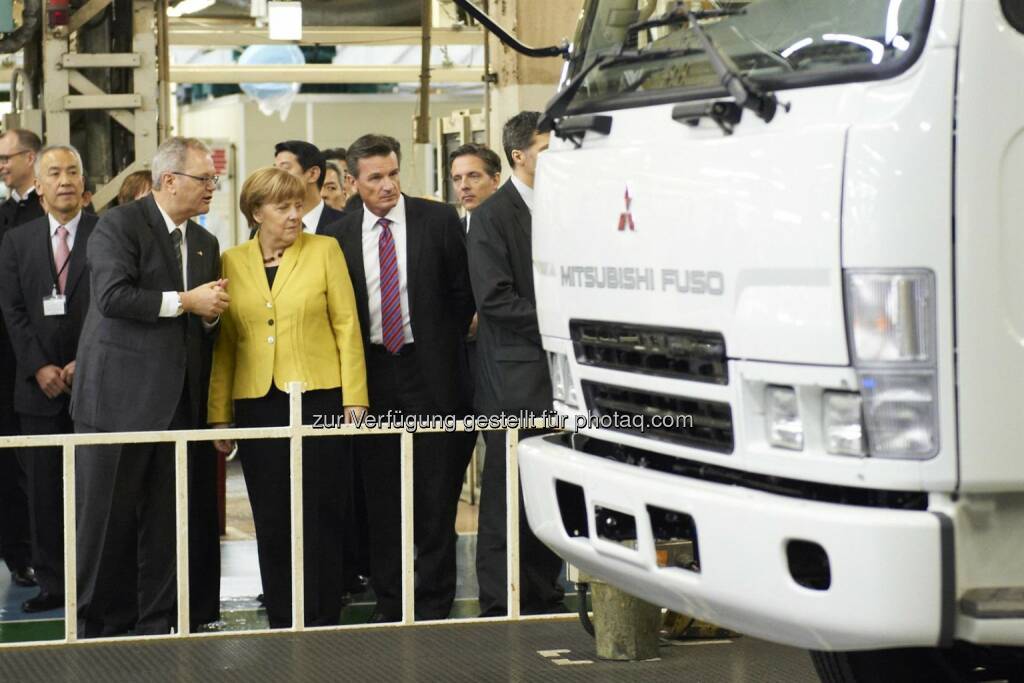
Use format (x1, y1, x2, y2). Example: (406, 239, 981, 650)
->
(467, 111, 565, 617)
(273, 140, 344, 234)
(0, 145, 96, 613)
(0, 128, 44, 589)
(70, 137, 230, 637)
(331, 134, 475, 622)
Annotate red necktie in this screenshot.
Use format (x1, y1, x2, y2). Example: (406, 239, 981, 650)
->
(55, 226, 70, 294)
(378, 219, 404, 353)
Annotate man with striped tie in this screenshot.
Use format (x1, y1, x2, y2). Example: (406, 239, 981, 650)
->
(331, 134, 475, 623)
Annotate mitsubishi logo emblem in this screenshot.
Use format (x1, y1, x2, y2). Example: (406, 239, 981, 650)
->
(618, 186, 635, 232)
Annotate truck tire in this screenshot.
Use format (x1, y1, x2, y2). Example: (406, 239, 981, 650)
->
(810, 647, 1024, 683)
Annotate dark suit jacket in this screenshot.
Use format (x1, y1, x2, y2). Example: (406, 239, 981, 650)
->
(333, 194, 475, 413)
(467, 180, 553, 415)
(0, 191, 46, 433)
(70, 194, 221, 432)
(0, 213, 97, 417)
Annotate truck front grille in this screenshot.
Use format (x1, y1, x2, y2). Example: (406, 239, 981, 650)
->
(582, 381, 734, 454)
(570, 320, 727, 384)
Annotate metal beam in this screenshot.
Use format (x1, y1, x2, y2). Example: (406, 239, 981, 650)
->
(64, 93, 142, 109)
(169, 64, 484, 84)
(67, 70, 137, 132)
(167, 22, 484, 47)
(69, 0, 113, 34)
(62, 52, 142, 68)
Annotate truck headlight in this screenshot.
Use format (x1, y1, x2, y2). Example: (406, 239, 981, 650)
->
(858, 371, 938, 459)
(844, 269, 939, 460)
(548, 351, 579, 408)
(765, 385, 803, 451)
(823, 391, 865, 456)
(845, 270, 934, 365)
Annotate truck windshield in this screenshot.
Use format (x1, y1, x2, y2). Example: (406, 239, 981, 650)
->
(568, 0, 932, 111)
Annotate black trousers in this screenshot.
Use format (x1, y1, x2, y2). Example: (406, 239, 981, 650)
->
(360, 345, 474, 621)
(75, 393, 191, 638)
(188, 440, 222, 626)
(476, 428, 565, 617)
(18, 411, 73, 596)
(0, 387, 31, 574)
(235, 386, 350, 629)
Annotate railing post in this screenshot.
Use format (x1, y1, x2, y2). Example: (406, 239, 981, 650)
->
(174, 439, 190, 635)
(400, 430, 415, 624)
(62, 443, 77, 643)
(288, 381, 305, 631)
(506, 428, 521, 619)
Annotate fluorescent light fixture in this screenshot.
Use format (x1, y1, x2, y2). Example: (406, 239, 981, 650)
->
(822, 33, 885, 65)
(167, 0, 215, 18)
(268, 1, 302, 41)
(780, 37, 813, 59)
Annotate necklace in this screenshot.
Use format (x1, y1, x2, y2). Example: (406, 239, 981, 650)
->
(262, 250, 283, 265)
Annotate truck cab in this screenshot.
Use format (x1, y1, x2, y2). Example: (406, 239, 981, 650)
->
(503, 0, 1024, 678)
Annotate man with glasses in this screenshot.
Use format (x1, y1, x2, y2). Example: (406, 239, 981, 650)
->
(71, 137, 229, 637)
(0, 128, 44, 593)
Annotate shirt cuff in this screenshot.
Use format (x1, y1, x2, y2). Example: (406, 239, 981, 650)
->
(202, 315, 220, 330)
(159, 291, 182, 317)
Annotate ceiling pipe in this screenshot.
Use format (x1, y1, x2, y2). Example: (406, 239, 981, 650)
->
(0, 0, 42, 53)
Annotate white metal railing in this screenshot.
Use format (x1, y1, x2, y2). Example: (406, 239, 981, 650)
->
(0, 381, 561, 648)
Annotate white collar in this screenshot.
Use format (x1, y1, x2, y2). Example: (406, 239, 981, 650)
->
(510, 175, 534, 213)
(303, 199, 326, 233)
(48, 211, 83, 236)
(361, 194, 406, 232)
(154, 199, 188, 234)
(11, 186, 36, 203)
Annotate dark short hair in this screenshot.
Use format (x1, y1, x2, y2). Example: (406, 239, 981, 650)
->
(448, 143, 501, 178)
(346, 135, 401, 179)
(502, 111, 542, 168)
(5, 128, 42, 154)
(324, 162, 342, 181)
(322, 147, 347, 164)
(274, 140, 326, 189)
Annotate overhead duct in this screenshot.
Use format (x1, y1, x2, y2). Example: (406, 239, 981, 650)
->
(211, 0, 422, 26)
(0, 0, 41, 53)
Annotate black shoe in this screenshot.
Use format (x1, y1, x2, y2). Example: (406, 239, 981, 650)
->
(22, 591, 63, 613)
(368, 609, 400, 624)
(256, 593, 265, 606)
(11, 567, 37, 588)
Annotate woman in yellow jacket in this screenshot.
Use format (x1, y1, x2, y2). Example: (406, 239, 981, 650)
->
(209, 167, 367, 628)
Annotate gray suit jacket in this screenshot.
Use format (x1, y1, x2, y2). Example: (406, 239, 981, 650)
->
(71, 194, 221, 432)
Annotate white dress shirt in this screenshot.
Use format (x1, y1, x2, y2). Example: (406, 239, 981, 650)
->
(48, 210, 83, 253)
(510, 174, 534, 214)
(361, 195, 413, 345)
(303, 199, 325, 234)
(12, 186, 37, 203)
(156, 201, 189, 318)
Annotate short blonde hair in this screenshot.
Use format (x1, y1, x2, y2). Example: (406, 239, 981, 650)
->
(239, 167, 306, 229)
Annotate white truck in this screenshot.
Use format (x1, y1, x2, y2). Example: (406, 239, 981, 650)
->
(456, 0, 1024, 679)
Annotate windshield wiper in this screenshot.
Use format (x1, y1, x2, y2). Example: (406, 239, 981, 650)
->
(677, 4, 789, 124)
(538, 47, 699, 133)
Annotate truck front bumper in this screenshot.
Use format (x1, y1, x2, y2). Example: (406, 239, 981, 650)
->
(518, 434, 952, 651)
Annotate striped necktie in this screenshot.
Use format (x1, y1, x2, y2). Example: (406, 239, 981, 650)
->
(378, 218, 404, 353)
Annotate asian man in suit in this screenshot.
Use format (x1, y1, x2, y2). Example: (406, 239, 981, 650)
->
(0, 145, 95, 613)
(70, 137, 230, 637)
(331, 134, 475, 623)
(273, 140, 345, 235)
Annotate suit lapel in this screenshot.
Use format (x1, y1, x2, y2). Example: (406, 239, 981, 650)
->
(270, 231, 302, 297)
(505, 181, 532, 241)
(245, 237, 274, 303)
(403, 195, 423, 313)
(185, 221, 207, 290)
(64, 214, 96, 297)
(144, 195, 185, 291)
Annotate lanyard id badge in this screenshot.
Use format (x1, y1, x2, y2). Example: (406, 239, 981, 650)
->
(43, 286, 67, 317)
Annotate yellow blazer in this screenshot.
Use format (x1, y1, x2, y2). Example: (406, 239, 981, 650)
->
(208, 232, 368, 424)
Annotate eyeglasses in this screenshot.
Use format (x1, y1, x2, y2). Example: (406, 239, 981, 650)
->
(172, 171, 221, 190)
(0, 150, 31, 165)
